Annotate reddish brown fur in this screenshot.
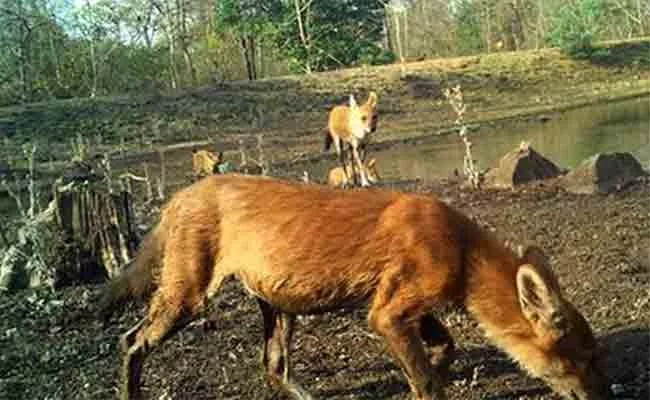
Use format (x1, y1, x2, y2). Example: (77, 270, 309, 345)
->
(324, 92, 378, 187)
(109, 175, 609, 400)
(328, 158, 379, 187)
(96, 226, 164, 322)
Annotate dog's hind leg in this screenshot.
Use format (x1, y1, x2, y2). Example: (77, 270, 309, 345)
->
(418, 313, 455, 383)
(119, 233, 223, 400)
(120, 291, 191, 400)
(347, 143, 359, 186)
(351, 141, 369, 187)
(333, 137, 350, 188)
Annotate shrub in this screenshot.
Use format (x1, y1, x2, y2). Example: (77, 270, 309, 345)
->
(548, 0, 610, 58)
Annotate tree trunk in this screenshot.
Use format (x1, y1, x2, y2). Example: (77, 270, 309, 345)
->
(16, 0, 32, 103)
(49, 32, 65, 91)
(485, 1, 492, 53)
(160, 0, 178, 89)
(382, 7, 393, 53)
(403, 9, 409, 59)
(393, 10, 404, 62)
(89, 39, 98, 98)
(176, 0, 196, 85)
(249, 36, 257, 80)
(510, 0, 525, 51)
(240, 35, 257, 81)
(257, 39, 264, 79)
(294, 0, 312, 73)
(54, 181, 139, 281)
(182, 45, 196, 84)
(536, 0, 545, 49)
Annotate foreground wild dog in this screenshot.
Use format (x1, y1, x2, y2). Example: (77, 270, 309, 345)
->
(101, 175, 610, 400)
(191, 149, 222, 179)
(328, 158, 380, 187)
(324, 92, 378, 187)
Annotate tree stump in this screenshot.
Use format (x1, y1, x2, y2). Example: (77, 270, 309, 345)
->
(53, 180, 139, 283)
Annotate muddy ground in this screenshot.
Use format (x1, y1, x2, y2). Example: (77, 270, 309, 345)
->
(1, 176, 648, 400)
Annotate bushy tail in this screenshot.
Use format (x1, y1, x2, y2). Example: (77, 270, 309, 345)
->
(323, 129, 333, 152)
(95, 225, 164, 322)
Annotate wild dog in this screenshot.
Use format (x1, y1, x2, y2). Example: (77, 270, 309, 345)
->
(324, 92, 378, 187)
(328, 158, 380, 188)
(191, 149, 223, 179)
(100, 175, 610, 400)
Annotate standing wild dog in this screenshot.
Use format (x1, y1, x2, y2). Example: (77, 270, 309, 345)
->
(328, 158, 380, 188)
(100, 175, 610, 400)
(324, 91, 378, 187)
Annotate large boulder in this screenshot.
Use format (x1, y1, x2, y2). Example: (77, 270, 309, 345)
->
(484, 143, 563, 188)
(560, 152, 648, 194)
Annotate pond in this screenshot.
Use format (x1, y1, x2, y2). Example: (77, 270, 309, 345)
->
(312, 96, 650, 183)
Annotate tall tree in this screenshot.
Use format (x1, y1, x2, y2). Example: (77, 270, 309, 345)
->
(277, 0, 390, 73)
(216, 0, 283, 80)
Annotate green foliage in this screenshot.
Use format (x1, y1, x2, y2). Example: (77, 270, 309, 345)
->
(0, 0, 645, 105)
(548, 0, 610, 57)
(216, 0, 283, 33)
(276, 0, 390, 73)
(358, 45, 396, 66)
(453, 0, 484, 54)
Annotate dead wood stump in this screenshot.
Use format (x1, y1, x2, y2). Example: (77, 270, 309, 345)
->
(53, 180, 139, 283)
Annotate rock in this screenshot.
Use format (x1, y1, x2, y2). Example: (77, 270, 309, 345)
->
(560, 152, 648, 194)
(484, 144, 563, 188)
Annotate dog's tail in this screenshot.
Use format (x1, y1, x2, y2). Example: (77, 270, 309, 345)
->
(95, 225, 164, 322)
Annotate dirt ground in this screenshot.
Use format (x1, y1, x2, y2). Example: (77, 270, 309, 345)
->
(1, 176, 648, 400)
(1, 40, 649, 400)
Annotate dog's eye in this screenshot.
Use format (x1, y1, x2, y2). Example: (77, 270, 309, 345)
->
(361, 116, 367, 122)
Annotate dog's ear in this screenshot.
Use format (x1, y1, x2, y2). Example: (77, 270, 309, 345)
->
(367, 91, 378, 108)
(349, 94, 358, 108)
